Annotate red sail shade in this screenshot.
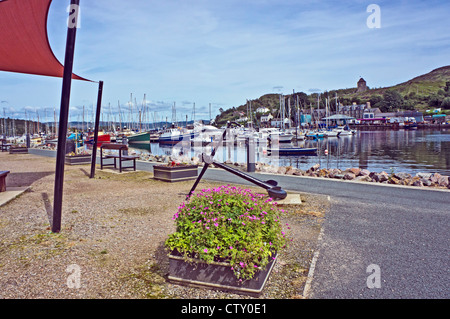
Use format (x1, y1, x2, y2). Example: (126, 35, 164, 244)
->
(0, 0, 90, 81)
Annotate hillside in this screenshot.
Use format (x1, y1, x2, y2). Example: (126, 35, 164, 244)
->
(214, 66, 450, 126)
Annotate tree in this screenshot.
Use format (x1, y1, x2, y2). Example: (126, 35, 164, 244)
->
(378, 90, 404, 112)
(369, 94, 383, 108)
(428, 94, 443, 107)
(441, 97, 450, 109)
(352, 97, 362, 105)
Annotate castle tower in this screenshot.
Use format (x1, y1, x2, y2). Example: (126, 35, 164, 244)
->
(357, 77, 367, 93)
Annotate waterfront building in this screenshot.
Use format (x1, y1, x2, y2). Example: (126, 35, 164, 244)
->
(260, 114, 273, 123)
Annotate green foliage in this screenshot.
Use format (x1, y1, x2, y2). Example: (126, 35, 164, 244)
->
(369, 94, 383, 107)
(376, 90, 404, 112)
(441, 97, 450, 109)
(165, 185, 289, 281)
(428, 93, 443, 107)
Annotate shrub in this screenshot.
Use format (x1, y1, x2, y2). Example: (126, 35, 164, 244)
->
(165, 185, 290, 281)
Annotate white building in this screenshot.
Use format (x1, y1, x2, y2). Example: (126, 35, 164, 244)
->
(260, 114, 273, 123)
(255, 107, 270, 113)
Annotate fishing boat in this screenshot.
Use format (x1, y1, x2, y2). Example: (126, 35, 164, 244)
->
(85, 132, 111, 146)
(158, 128, 195, 144)
(267, 147, 317, 155)
(31, 135, 43, 146)
(127, 131, 150, 144)
(402, 118, 418, 129)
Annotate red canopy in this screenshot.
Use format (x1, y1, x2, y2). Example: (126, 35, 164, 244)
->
(0, 0, 90, 81)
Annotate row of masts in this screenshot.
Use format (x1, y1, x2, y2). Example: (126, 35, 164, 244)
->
(259, 91, 341, 130)
(1, 107, 56, 137)
(2, 93, 215, 137)
(3, 91, 343, 137)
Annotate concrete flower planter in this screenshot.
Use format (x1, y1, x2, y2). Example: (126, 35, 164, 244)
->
(65, 154, 91, 165)
(9, 147, 28, 154)
(167, 252, 277, 296)
(153, 164, 198, 182)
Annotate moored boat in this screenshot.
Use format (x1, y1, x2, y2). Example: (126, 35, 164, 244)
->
(127, 131, 151, 144)
(158, 128, 195, 144)
(267, 147, 317, 155)
(85, 132, 111, 146)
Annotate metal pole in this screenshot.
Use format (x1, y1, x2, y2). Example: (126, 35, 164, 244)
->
(246, 136, 255, 172)
(52, 0, 80, 233)
(90, 80, 104, 179)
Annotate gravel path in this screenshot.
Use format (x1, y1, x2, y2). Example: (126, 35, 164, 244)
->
(0, 152, 328, 299)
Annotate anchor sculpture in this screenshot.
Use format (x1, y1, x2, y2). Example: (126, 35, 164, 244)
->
(187, 121, 287, 200)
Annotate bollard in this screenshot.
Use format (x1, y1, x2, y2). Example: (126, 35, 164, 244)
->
(246, 136, 255, 173)
(122, 136, 128, 155)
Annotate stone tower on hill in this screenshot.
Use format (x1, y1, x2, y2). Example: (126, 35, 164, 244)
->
(357, 77, 368, 93)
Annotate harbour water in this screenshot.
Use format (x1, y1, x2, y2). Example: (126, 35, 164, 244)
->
(128, 129, 450, 176)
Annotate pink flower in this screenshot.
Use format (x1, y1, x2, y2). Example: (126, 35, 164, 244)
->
(203, 248, 208, 253)
(229, 246, 233, 250)
(214, 223, 219, 227)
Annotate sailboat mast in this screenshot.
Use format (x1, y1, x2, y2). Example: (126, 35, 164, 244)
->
(317, 93, 320, 129)
(118, 100, 122, 131)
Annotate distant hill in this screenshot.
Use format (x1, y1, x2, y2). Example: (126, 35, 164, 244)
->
(214, 66, 450, 126)
(356, 65, 450, 98)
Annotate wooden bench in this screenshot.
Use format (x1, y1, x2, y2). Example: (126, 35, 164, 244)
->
(1, 139, 12, 152)
(0, 170, 10, 192)
(100, 143, 139, 173)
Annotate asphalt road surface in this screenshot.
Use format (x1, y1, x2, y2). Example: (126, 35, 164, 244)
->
(202, 168, 450, 299)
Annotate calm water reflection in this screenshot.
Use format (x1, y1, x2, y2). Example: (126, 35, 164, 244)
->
(129, 129, 450, 176)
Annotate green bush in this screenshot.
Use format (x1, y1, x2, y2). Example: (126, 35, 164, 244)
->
(165, 185, 289, 281)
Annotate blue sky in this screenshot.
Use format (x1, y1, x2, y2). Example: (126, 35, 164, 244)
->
(1, 0, 449, 125)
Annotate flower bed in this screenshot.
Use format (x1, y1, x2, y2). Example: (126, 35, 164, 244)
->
(65, 151, 91, 165)
(165, 185, 290, 283)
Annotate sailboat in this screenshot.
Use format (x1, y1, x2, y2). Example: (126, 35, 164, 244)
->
(127, 131, 151, 144)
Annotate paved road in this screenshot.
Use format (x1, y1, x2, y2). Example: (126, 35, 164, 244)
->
(201, 168, 450, 299)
